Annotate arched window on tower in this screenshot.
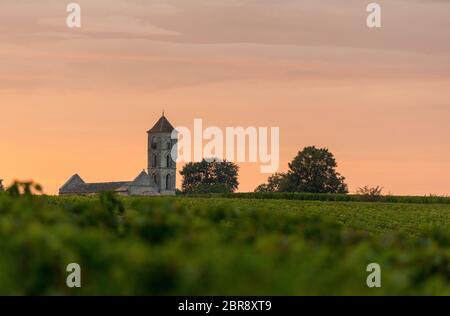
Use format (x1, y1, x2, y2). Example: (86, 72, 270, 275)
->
(166, 154, 171, 168)
(153, 174, 157, 184)
(151, 136, 157, 149)
(166, 174, 170, 190)
(152, 154, 157, 167)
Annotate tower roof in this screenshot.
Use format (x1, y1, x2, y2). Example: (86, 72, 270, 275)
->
(147, 114, 175, 133)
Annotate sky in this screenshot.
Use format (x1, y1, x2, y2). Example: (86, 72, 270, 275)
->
(1, 0, 450, 195)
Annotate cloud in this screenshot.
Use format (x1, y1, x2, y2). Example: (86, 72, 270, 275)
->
(1, 0, 449, 93)
(2, 0, 449, 53)
(38, 15, 181, 40)
(0, 0, 181, 43)
(117, 0, 450, 53)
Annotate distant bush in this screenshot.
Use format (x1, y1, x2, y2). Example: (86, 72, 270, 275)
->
(185, 192, 450, 204)
(356, 185, 384, 202)
(188, 183, 233, 194)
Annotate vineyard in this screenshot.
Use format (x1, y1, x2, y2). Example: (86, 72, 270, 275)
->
(0, 192, 449, 295)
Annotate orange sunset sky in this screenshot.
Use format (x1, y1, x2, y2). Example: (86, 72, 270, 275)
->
(1, 0, 450, 195)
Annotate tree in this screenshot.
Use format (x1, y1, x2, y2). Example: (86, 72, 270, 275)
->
(255, 146, 348, 194)
(180, 159, 239, 193)
(254, 173, 287, 192)
(286, 146, 348, 193)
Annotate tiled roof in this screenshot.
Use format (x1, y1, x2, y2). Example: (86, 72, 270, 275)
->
(147, 115, 175, 133)
(60, 181, 130, 194)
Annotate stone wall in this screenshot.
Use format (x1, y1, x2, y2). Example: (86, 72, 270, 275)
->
(129, 185, 160, 196)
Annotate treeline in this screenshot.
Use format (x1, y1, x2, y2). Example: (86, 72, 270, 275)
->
(178, 147, 448, 200)
(179, 192, 450, 205)
(179, 146, 349, 194)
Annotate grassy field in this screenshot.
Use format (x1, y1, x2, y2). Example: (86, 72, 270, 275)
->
(0, 193, 449, 295)
(174, 197, 450, 236)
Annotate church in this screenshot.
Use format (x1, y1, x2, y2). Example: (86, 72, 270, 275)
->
(59, 114, 177, 196)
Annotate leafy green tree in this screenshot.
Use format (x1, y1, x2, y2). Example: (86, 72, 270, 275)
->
(255, 146, 348, 194)
(286, 146, 348, 193)
(180, 159, 239, 193)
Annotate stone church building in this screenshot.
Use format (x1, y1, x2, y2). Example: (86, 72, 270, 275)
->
(59, 114, 177, 196)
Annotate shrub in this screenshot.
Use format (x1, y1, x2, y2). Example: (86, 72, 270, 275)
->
(356, 185, 384, 202)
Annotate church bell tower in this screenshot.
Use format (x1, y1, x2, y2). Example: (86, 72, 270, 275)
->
(147, 113, 177, 194)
